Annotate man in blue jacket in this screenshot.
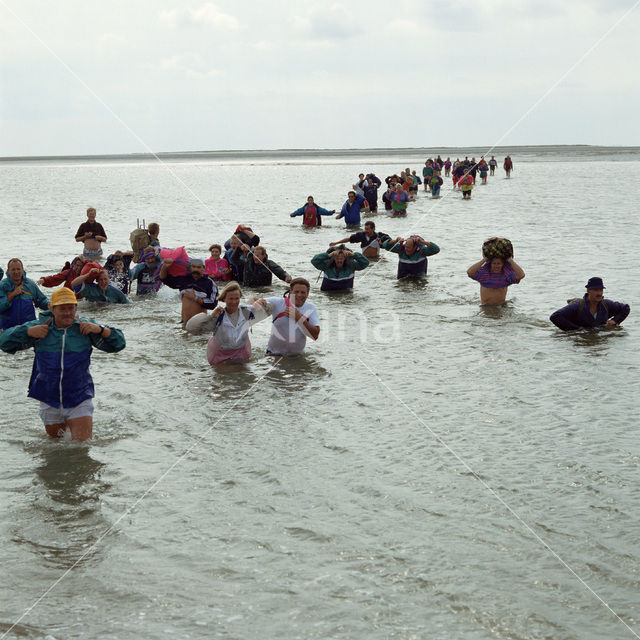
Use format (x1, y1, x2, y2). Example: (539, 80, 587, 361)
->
(336, 191, 368, 227)
(0, 258, 49, 330)
(550, 277, 630, 330)
(0, 287, 126, 441)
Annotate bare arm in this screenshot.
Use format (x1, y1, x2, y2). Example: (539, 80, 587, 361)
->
(329, 237, 352, 246)
(508, 258, 525, 282)
(467, 259, 486, 278)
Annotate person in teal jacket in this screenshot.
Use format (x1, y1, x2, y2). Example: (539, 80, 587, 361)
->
(311, 245, 370, 291)
(290, 196, 335, 227)
(0, 258, 49, 330)
(0, 287, 126, 441)
(71, 267, 129, 304)
(381, 235, 440, 279)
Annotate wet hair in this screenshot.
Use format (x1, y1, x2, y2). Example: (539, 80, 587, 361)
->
(364, 220, 375, 229)
(288, 277, 310, 293)
(218, 280, 242, 301)
(7, 258, 23, 269)
(208, 243, 222, 253)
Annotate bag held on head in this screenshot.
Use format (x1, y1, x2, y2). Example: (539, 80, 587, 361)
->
(482, 237, 513, 260)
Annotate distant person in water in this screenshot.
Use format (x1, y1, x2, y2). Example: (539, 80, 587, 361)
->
(0, 286, 126, 441)
(489, 156, 497, 176)
(336, 191, 368, 227)
(503, 156, 513, 177)
(0, 258, 49, 330)
(147, 222, 161, 247)
(71, 268, 130, 304)
(159, 257, 218, 323)
(290, 196, 335, 227)
(550, 277, 630, 330)
(75, 207, 107, 258)
(389, 183, 410, 216)
(467, 255, 525, 305)
(329, 220, 383, 259)
(131, 248, 163, 296)
(232, 245, 292, 287)
(205, 244, 231, 282)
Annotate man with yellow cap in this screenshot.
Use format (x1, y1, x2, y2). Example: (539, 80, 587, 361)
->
(0, 287, 125, 441)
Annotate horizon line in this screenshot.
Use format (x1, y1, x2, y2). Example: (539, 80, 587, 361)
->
(1, 143, 638, 163)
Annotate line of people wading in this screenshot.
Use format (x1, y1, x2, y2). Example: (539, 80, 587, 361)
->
(0, 154, 630, 441)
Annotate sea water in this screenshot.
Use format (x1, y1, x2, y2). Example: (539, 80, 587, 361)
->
(0, 146, 639, 640)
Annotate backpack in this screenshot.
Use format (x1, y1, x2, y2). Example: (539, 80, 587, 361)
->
(130, 219, 149, 262)
(567, 298, 608, 316)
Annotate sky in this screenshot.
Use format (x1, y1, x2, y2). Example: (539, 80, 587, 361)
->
(1, 0, 639, 156)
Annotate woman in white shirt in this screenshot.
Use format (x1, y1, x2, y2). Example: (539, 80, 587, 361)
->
(186, 281, 266, 365)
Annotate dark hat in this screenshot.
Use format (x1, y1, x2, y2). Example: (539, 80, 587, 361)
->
(585, 277, 605, 289)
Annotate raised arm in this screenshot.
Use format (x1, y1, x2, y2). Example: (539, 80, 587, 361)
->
(71, 268, 100, 288)
(467, 259, 486, 278)
(507, 258, 525, 282)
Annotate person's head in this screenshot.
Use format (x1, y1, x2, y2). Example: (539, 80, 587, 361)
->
(364, 221, 375, 235)
(586, 277, 605, 303)
(189, 258, 205, 278)
(404, 237, 420, 255)
(112, 257, 125, 273)
(288, 278, 310, 307)
(394, 183, 403, 191)
(71, 255, 87, 274)
(229, 235, 241, 250)
(50, 287, 78, 328)
(219, 281, 242, 311)
(148, 222, 159, 236)
(358, 173, 364, 180)
(7, 258, 24, 283)
(208, 243, 222, 260)
(253, 246, 268, 264)
(307, 196, 315, 204)
(86, 207, 96, 222)
(347, 191, 356, 202)
(489, 257, 505, 273)
(96, 270, 111, 290)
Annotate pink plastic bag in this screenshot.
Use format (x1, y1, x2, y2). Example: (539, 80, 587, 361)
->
(159, 246, 191, 276)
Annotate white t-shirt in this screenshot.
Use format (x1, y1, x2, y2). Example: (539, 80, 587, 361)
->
(213, 307, 255, 350)
(265, 297, 319, 355)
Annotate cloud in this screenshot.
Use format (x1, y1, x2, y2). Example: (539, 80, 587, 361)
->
(159, 3, 239, 30)
(158, 52, 221, 78)
(292, 3, 363, 41)
(100, 33, 125, 45)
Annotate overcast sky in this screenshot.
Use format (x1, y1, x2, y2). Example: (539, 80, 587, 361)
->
(1, 0, 638, 156)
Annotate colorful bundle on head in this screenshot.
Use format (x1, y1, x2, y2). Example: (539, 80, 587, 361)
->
(482, 237, 513, 260)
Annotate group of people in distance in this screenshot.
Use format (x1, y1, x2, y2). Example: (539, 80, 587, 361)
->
(0, 153, 631, 442)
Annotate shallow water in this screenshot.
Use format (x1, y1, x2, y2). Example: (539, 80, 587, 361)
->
(0, 147, 639, 640)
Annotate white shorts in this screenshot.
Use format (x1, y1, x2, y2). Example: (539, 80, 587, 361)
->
(39, 399, 94, 425)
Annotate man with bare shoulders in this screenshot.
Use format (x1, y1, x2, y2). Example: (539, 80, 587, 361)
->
(75, 207, 107, 258)
(467, 255, 525, 304)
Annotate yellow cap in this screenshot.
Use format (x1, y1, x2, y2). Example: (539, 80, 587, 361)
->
(51, 287, 78, 306)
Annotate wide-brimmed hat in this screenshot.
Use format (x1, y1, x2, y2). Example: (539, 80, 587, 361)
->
(586, 277, 605, 290)
(51, 287, 77, 306)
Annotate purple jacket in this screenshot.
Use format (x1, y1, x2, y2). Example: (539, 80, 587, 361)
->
(550, 294, 630, 330)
